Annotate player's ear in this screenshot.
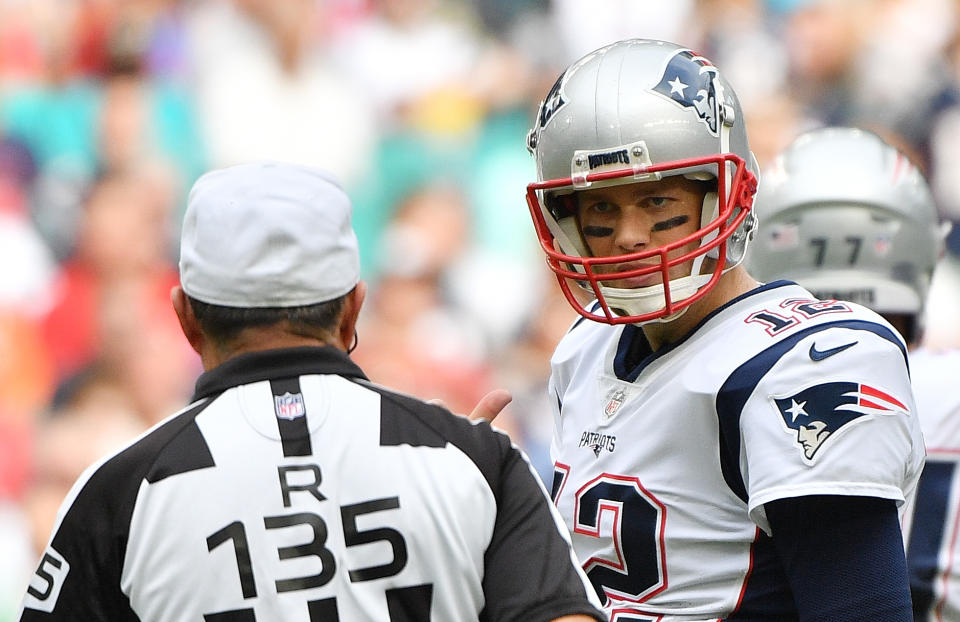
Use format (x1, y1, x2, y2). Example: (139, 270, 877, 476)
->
(171, 285, 204, 355)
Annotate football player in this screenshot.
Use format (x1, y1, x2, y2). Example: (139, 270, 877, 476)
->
(748, 126, 958, 622)
(523, 39, 923, 620)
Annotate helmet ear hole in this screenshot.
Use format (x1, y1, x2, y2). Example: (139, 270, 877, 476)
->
(546, 193, 577, 220)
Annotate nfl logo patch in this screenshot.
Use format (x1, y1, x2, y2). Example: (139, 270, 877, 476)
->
(604, 389, 626, 419)
(274, 392, 306, 420)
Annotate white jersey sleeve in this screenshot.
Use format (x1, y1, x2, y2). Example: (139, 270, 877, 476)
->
(737, 324, 924, 533)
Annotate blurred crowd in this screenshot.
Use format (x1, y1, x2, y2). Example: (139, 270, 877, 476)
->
(1, 0, 960, 618)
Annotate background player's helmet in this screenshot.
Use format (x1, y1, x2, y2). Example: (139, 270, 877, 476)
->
(748, 127, 945, 334)
(526, 39, 760, 325)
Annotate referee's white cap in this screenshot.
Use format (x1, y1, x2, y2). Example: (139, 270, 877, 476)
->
(179, 161, 360, 308)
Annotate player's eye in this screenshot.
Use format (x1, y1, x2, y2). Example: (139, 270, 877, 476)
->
(586, 201, 616, 215)
(646, 196, 671, 209)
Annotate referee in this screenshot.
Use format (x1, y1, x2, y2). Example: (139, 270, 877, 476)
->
(19, 162, 604, 622)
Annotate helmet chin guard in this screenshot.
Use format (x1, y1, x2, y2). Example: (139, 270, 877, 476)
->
(526, 153, 758, 325)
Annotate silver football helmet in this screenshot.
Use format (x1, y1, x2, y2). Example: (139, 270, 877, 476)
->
(748, 127, 944, 322)
(526, 39, 760, 325)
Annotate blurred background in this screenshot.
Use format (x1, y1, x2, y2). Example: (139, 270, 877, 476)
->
(1, 0, 960, 617)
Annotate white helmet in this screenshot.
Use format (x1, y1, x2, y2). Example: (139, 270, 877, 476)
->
(748, 126, 945, 341)
(526, 39, 760, 325)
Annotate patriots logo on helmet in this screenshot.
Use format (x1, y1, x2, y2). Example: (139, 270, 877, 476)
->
(529, 73, 567, 153)
(538, 74, 566, 131)
(652, 49, 724, 135)
(774, 382, 908, 460)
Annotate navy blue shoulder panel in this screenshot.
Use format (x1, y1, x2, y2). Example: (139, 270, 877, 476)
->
(715, 319, 907, 502)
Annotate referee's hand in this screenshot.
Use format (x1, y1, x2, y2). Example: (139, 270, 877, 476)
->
(430, 389, 512, 423)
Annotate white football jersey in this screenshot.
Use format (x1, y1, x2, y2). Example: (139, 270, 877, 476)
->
(20, 347, 603, 622)
(549, 281, 925, 621)
(902, 347, 960, 622)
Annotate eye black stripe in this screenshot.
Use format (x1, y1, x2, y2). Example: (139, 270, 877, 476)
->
(651, 215, 689, 232)
(582, 226, 614, 237)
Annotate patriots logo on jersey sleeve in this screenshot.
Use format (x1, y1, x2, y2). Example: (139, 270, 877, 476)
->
(774, 382, 908, 460)
(653, 49, 723, 135)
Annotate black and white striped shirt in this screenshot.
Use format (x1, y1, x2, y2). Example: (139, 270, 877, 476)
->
(20, 346, 603, 622)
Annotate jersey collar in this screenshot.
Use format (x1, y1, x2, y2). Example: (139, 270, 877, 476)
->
(613, 280, 798, 381)
(192, 346, 368, 401)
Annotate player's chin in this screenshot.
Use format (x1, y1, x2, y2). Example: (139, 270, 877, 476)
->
(598, 259, 697, 289)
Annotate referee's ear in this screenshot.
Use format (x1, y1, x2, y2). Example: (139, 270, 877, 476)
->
(337, 281, 366, 353)
(171, 285, 205, 356)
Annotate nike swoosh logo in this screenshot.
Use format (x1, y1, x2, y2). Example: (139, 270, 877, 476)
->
(809, 341, 858, 361)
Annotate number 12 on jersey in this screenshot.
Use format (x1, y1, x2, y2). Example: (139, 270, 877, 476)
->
(555, 466, 668, 606)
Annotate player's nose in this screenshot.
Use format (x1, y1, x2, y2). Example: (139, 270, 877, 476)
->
(614, 209, 651, 252)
